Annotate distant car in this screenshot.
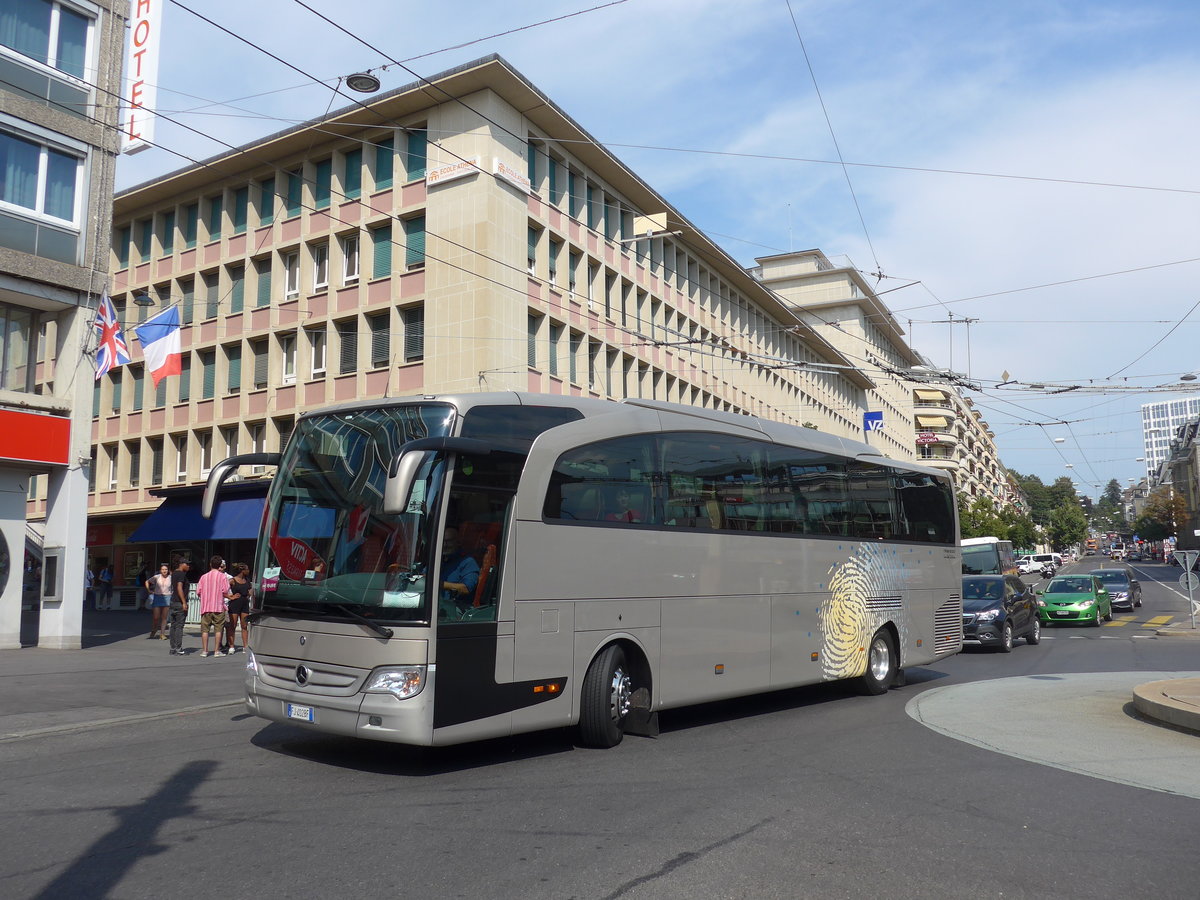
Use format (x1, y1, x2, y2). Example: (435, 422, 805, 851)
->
(1085, 548, 1096, 555)
(1016, 556, 1051, 577)
(962, 575, 1041, 652)
(1089, 567, 1141, 610)
(1127, 551, 1142, 562)
(1037, 574, 1112, 626)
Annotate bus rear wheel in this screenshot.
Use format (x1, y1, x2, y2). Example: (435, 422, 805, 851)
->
(858, 629, 896, 696)
(579, 644, 633, 748)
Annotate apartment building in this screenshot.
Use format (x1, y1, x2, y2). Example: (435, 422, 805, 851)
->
(750, 249, 921, 462)
(67, 55, 880, 590)
(0, 1, 124, 648)
(1142, 396, 1200, 484)
(912, 385, 1010, 506)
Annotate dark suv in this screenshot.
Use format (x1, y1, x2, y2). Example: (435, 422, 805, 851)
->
(962, 575, 1041, 652)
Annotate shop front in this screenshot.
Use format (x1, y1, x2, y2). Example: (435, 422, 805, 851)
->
(91, 481, 269, 608)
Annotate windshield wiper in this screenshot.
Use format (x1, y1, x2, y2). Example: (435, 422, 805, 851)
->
(327, 603, 394, 640)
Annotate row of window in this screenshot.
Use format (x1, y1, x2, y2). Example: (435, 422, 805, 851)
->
(114, 218, 425, 326)
(90, 417, 296, 493)
(545, 431, 956, 543)
(113, 131, 427, 268)
(1, 1, 91, 80)
(92, 306, 425, 416)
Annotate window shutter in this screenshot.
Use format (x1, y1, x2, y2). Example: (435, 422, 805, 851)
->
(253, 341, 268, 388)
(92, 380, 99, 417)
(233, 187, 248, 233)
(229, 265, 244, 313)
(201, 351, 214, 399)
(404, 215, 425, 268)
(161, 211, 174, 254)
(111, 371, 121, 411)
(368, 314, 389, 367)
(131, 367, 143, 411)
(403, 306, 424, 362)
(226, 345, 242, 392)
(276, 417, 295, 452)
(315, 159, 332, 208)
(181, 279, 194, 324)
(338, 319, 358, 374)
(344, 148, 362, 199)
(259, 177, 275, 225)
(151, 441, 163, 485)
(184, 203, 198, 248)
(372, 224, 391, 279)
(204, 272, 219, 318)
(527, 315, 539, 368)
(255, 258, 271, 307)
(207, 196, 222, 238)
(286, 171, 302, 216)
(405, 129, 427, 179)
(527, 139, 537, 184)
(548, 158, 557, 203)
(116, 225, 130, 268)
(155, 378, 166, 408)
(375, 137, 393, 189)
(179, 356, 191, 403)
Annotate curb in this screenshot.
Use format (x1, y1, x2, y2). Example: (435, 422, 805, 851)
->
(0, 700, 243, 744)
(1154, 626, 1200, 639)
(1131, 679, 1200, 736)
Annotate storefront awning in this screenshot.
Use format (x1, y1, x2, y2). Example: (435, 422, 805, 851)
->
(915, 415, 950, 428)
(127, 494, 266, 543)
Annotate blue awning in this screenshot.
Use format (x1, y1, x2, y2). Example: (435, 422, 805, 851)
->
(127, 494, 266, 543)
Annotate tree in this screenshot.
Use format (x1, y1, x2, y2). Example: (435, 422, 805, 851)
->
(958, 496, 1005, 539)
(1047, 502, 1088, 550)
(1133, 488, 1187, 542)
(999, 505, 1038, 551)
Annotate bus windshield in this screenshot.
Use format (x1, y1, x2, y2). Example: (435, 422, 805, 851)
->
(257, 404, 455, 622)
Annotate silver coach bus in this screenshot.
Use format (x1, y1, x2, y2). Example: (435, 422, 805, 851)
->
(205, 392, 962, 748)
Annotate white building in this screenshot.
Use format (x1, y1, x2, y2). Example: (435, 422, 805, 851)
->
(1142, 397, 1200, 483)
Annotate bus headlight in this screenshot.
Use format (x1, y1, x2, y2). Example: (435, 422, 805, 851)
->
(245, 648, 259, 677)
(364, 666, 426, 700)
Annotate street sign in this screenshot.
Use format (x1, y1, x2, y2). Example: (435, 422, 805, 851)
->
(863, 411, 883, 432)
(1173, 549, 1199, 569)
(1181, 572, 1200, 592)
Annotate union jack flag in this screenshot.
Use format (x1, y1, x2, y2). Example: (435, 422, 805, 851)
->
(93, 290, 131, 380)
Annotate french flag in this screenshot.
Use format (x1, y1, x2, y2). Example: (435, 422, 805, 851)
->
(134, 306, 182, 387)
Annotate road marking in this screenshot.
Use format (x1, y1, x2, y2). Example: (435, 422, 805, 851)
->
(1143, 615, 1172, 628)
(1103, 619, 1128, 627)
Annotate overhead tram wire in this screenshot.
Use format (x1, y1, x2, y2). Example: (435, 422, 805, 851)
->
(782, 0, 881, 278)
(150, 6, 1200, 360)
(1105, 296, 1200, 379)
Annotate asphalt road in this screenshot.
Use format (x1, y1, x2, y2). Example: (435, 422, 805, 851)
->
(2, 562, 1199, 899)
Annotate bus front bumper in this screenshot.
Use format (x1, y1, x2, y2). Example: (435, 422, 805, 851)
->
(245, 666, 438, 745)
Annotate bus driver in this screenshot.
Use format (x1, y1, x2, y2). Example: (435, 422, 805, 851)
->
(439, 527, 480, 611)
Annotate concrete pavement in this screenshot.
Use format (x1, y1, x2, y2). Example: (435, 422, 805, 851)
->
(1, 609, 245, 742)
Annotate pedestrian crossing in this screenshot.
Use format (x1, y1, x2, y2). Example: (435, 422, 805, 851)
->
(1103, 614, 1173, 628)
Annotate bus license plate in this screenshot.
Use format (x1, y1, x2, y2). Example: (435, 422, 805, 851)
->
(287, 703, 315, 722)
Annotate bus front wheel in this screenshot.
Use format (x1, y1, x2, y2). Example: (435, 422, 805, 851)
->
(858, 629, 896, 696)
(579, 644, 633, 748)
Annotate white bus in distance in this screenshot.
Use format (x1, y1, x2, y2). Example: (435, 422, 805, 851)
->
(204, 393, 963, 749)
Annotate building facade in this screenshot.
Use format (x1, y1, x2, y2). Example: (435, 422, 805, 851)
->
(750, 250, 920, 462)
(65, 56, 889, 590)
(1142, 396, 1200, 484)
(0, 0, 125, 648)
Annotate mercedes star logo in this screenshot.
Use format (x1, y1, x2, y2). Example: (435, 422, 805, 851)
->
(295, 665, 310, 685)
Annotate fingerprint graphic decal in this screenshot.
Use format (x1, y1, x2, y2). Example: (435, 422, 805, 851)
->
(819, 544, 910, 680)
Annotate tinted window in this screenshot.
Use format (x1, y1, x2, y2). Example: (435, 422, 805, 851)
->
(544, 430, 955, 545)
(461, 404, 582, 451)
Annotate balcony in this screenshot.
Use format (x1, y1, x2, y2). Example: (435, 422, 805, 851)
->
(912, 389, 954, 416)
(915, 427, 958, 448)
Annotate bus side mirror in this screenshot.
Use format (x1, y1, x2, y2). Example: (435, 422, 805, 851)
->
(384, 449, 431, 516)
(382, 437, 494, 516)
(202, 453, 282, 518)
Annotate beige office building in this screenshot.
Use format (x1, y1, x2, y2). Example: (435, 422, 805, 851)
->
(63, 55, 893, 588)
(751, 250, 921, 462)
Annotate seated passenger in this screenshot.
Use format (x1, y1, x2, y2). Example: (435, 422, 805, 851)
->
(606, 487, 644, 523)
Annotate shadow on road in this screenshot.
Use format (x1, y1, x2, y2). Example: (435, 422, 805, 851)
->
(30, 759, 217, 899)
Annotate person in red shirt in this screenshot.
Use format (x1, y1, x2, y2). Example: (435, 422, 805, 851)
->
(196, 556, 232, 658)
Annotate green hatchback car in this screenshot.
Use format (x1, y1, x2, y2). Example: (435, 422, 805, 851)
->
(1037, 574, 1112, 626)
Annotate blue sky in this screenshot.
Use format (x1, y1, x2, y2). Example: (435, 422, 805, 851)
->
(117, 0, 1200, 498)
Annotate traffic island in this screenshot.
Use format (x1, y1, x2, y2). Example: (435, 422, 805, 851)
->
(1132, 678, 1200, 735)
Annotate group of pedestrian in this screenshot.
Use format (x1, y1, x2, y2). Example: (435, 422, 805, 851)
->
(142, 556, 253, 657)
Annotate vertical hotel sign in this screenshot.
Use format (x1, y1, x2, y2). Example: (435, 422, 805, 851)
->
(121, 0, 162, 155)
